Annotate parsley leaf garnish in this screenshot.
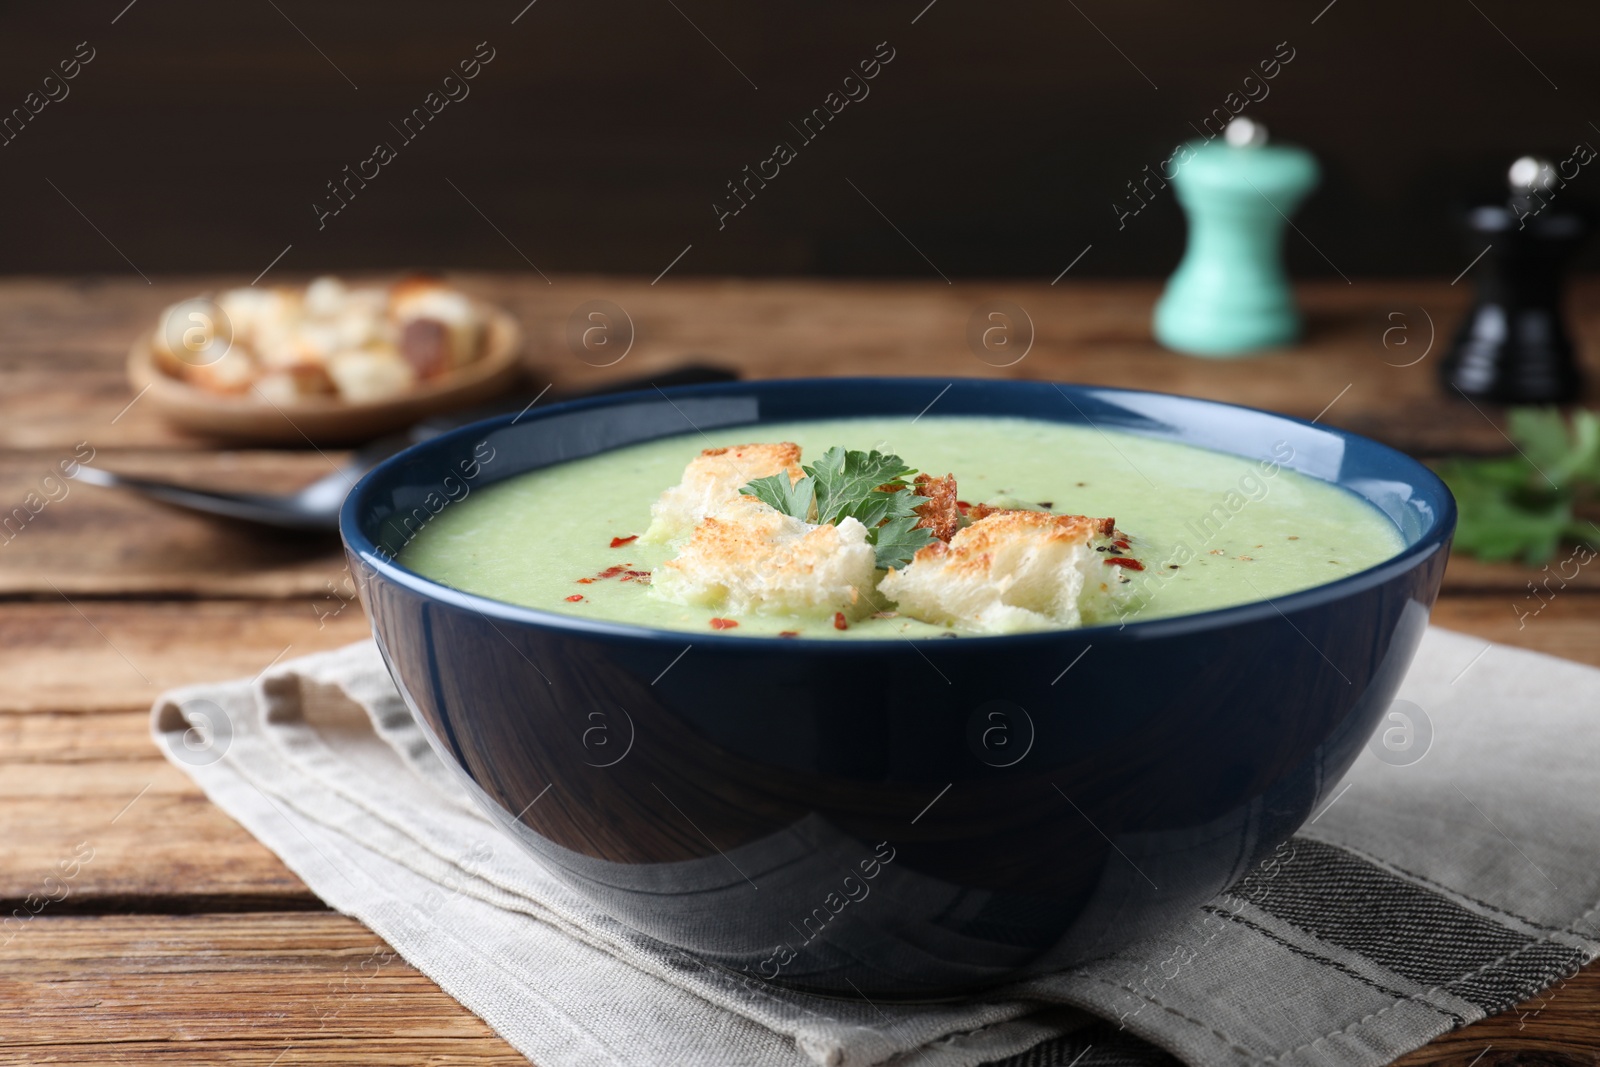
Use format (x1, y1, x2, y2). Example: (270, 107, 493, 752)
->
(870, 513, 936, 570)
(741, 470, 814, 521)
(809, 447, 914, 527)
(1433, 407, 1600, 565)
(740, 446, 937, 568)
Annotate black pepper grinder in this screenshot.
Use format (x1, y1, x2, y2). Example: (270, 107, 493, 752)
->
(1441, 155, 1588, 404)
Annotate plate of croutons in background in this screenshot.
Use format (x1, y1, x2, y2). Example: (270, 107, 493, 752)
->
(129, 275, 523, 444)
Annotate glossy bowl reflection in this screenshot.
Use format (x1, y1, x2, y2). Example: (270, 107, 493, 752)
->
(341, 377, 1454, 997)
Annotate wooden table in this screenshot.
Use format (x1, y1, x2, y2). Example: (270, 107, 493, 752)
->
(2, 275, 1596, 1065)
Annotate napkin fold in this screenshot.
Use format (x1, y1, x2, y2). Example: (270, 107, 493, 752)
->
(153, 627, 1600, 1067)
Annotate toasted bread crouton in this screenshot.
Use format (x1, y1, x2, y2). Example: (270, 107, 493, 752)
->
(912, 473, 961, 542)
(325, 348, 417, 403)
(641, 442, 804, 544)
(253, 363, 337, 405)
(652, 496, 877, 617)
(878, 509, 1117, 633)
(391, 277, 484, 374)
(184, 346, 258, 395)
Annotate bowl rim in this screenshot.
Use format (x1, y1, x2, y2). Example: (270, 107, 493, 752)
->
(340, 376, 1457, 650)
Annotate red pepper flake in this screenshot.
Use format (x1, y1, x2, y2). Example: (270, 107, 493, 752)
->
(709, 617, 739, 630)
(833, 612, 849, 631)
(596, 565, 627, 580)
(778, 630, 801, 638)
(575, 577, 595, 584)
(1113, 539, 1131, 550)
(565, 594, 585, 602)
(609, 535, 638, 548)
(1105, 557, 1145, 571)
(956, 500, 972, 512)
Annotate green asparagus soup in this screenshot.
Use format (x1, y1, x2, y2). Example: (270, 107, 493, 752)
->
(400, 416, 1404, 638)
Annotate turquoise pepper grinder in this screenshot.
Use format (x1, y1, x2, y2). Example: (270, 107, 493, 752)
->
(1153, 118, 1321, 357)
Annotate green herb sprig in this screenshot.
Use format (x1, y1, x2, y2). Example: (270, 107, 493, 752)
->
(1433, 408, 1600, 565)
(741, 446, 936, 569)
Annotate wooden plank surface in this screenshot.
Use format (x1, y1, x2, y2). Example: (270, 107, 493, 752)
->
(4, 274, 1600, 454)
(0, 602, 371, 714)
(1, 915, 1596, 1067)
(0, 914, 525, 1065)
(2, 274, 1594, 597)
(1, 276, 1596, 1066)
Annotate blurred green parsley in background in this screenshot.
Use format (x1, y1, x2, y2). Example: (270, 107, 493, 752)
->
(1433, 408, 1600, 565)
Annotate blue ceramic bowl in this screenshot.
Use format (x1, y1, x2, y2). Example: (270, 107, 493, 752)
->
(341, 377, 1454, 997)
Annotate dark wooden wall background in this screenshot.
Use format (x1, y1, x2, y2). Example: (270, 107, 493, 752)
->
(1, 0, 1596, 279)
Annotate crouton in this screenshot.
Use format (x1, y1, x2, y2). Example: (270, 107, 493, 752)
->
(878, 509, 1118, 633)
(641, 442, 804, 544)
(325, 348, 417, 403)
(912, 473, 961, 542)
(254, 364, 337, 405)
(216, 286, 298, 354)
(303, 275, 346, 318)
(390, 278, 484, 374)
(652, 496, 877, 618)
(184, 346, 257, 395)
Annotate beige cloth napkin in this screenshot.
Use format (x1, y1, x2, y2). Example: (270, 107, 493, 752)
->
(153, 627, 1600, 1067)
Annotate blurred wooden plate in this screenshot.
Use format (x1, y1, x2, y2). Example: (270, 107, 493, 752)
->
(127, 307, 524, 445)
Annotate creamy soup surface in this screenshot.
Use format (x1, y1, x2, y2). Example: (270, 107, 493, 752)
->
(400, 416, 1405, 638)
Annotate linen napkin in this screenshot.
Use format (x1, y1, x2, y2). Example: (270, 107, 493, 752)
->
(152, 627, 1600, 1067)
